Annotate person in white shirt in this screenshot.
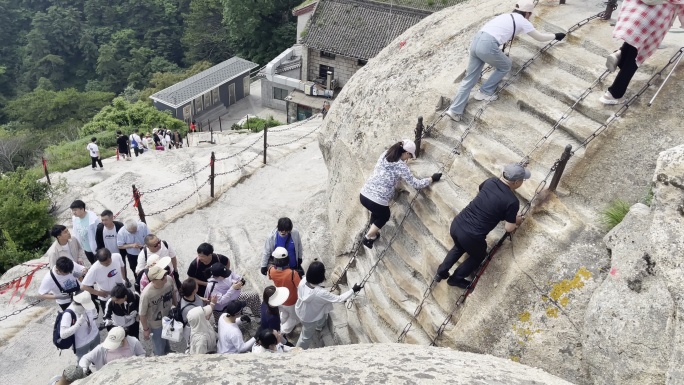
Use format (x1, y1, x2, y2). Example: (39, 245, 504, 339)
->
(130, 129, 143, 157)
(81, 248, 126, 313)
(444, 0, 566, 122)
(45, 224, 86, 268)
(79, 326, 145, 373)
(86, 137, 103, 170)
(117, 219, 149, 283)
(217, 300, 255, 354)
(70, 200, 101, 266)
(39, 257, 86, 310)
(295, 261, 362, 349)
(60, 291, 100, 362)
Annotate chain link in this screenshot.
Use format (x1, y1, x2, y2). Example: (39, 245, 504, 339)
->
(215, 151, 263, 177)
(112, 198, 134, 220)
(146, 177, 210, 217)
(0, 299, 43, 322)
(267, 115, 319, 132)
(267, 123, 322, 147)
(346, 192, 423, 309)
(397, 278, 438, 342)
(0, 264, 48, 291)
(571, 47, 684, 156)
(329, 220, 370, 292)
(139, 163, 210, 195)
(214, 134, 264, 162)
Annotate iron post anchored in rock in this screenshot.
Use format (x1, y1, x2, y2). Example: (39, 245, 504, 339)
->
(210, 151, 215, 198)
(414, 116, 424, 158)
(548, 144, 573, 192)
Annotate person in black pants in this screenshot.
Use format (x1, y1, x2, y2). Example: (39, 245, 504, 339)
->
(601, 43, 639, 105)
(435, 163, 529, 288)
(358, 140, 440, 249)
(103, 283, 140, 339)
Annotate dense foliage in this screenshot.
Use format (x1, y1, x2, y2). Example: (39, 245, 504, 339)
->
(0, 168, 55, 273)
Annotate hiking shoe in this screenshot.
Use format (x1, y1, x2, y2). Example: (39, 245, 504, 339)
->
(599, 91, 623, 105)
(444, 110, 461, 122)
(446, 278, 472, 289)
(433, 272, 448, 283)
(606, 51, 621, 73)
(474, 90, 498, 101)
(362, 236, 375, 249)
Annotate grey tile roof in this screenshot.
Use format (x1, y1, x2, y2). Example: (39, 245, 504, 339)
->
(150, 57, 259, 108)
(369, 0, 466, 12)
(301, 0, 433, 60)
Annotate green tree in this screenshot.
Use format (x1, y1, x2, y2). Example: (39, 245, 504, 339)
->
(4, 89, 114, 131)
(181, 0, 232, 64)
(0, 168, 54, 272)
(223, 0, 299, 64)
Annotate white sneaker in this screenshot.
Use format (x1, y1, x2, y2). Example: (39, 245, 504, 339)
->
(474, 90, 498, 101)
(599, 91, 622, 105)
(444, 110, 462, 122)
(606, 51, 621, 72)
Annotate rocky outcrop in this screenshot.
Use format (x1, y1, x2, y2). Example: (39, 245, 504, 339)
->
(79, 344, 576, 385)
(319, 0, 684, 383)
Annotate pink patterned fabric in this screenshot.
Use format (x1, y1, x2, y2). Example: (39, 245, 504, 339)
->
(613, 0, 684, 66)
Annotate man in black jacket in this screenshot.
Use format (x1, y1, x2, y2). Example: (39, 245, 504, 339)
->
(103, 283, 140, 338)
(96, 210, 129, 281)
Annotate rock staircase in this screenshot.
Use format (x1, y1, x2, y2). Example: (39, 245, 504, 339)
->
(331, 2, 681, 380)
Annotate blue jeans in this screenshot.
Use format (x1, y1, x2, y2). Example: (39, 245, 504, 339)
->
(448, 31, 512, 115)
(151, 327, 171, 356)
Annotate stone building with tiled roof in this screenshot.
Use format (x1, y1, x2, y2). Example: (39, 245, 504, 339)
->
(150, 57, 258, 124)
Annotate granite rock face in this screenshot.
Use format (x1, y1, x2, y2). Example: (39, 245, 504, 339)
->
(78, 344, 576, 385)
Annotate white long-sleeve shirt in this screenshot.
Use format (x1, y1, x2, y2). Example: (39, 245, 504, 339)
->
(217, 315, 255, 354)
(295, 277, 354, 323)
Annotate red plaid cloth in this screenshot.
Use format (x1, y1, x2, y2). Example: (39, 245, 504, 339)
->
(613, 0, 684, 66)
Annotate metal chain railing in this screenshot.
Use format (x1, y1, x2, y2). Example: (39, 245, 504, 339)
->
(112, 198, 134, 220)
(345, 191, 424, 309)
(520, 69, 611, 166)
(139, 163, 210, 195)
(214, 151, 263, 177)
(214, 134, 264, 162)
(329, 220, 370, 292)
(0, 264, 48, 291)
(570, 47, 684, 156)
(396, 10, 607, 343)
(0, 299, 43, 322)
(146, 177, 210, 217)
(267, 123, 322, 147)
(268, 115, 319, 133)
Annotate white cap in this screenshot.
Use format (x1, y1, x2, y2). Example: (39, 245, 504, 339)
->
(402, 140, 416, 158)
(515, 0, 535, 13)
(102, 327, 126, 350)
(268, 287, 290, 307)
(146, 254, 171, 269)
(272, 247, 289, 259)
(72, 291, 96, 311)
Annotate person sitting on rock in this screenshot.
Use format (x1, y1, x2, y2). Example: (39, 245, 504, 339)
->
(268, 247, 301, 334)
(187, 302, 218, 355)
(359, 140, 440, 249)
(207, 262, 260, 323)
(78, 326, 145, 374)
(103, 283, 140, 338)
(60, 291, 100, 362)
(252, 328, 296, 354)
(295, 261, 363, 349)
(443, 0, 566, 122)
(217, 300, 255, 354)
(45, 225, 86, 268)
(260, 217, 304, 277)
(435, 163, 529, 288)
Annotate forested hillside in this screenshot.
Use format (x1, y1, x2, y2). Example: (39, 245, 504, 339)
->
(0, 0, 300, 271)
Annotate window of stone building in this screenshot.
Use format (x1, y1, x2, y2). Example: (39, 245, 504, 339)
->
(274, 87, 289, 101)
(211, 88, 219, 104)
(319, 64, 334, 79)
(320, 51, 336, 60)
(357, 59, 367, 66)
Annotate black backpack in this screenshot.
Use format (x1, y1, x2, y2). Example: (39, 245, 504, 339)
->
(53, 309, 76, 352)
(169, 300, 196, 326)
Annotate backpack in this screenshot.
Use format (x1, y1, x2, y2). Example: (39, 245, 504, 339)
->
(169, 300, 196, 326)
(53, 309, 77, 352)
